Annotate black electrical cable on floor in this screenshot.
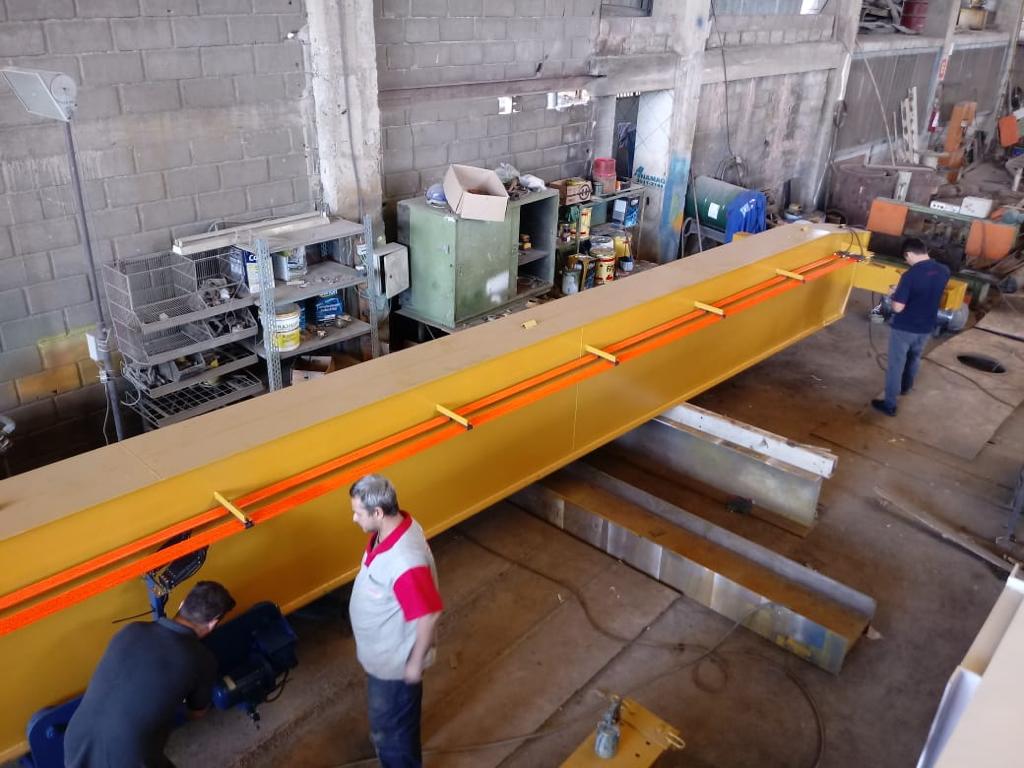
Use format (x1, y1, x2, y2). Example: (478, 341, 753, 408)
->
(325, 529, 825, 768)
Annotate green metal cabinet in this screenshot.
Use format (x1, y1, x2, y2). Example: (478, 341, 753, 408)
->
(397, 190, 558, 330)
(397, 198, 517, 328)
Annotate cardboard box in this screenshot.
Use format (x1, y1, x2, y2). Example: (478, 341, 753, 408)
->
(291, 353, 361, 383)
(551, 178, 593, 205)
(443, 164, 509, 222)
(228, 246, 261, 293)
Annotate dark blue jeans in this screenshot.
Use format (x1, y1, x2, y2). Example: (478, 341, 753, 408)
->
(366, 675, 422, 768)
(885, 327, 930, 409)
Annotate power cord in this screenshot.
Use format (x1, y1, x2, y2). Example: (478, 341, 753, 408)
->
(325, 528, 825, 768)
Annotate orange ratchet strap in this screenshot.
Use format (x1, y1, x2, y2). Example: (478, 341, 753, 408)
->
(0, 253, 852, 636)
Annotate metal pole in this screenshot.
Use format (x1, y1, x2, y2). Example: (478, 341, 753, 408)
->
(362, 214, 382, 358)
(64, 120, 125, 442)
(255, 238, 283, 391)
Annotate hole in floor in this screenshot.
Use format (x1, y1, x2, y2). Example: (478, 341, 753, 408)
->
(957, 354, 1007, 374)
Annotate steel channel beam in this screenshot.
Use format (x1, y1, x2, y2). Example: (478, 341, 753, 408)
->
(0, 225, 857, 759)
(611, 403, 837, 533)
(515, 464, 875, 674)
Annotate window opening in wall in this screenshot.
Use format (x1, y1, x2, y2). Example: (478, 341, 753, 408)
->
(547, 90, 591, 112)
(497, 96, 521, 115)
(601, 0, 652, 19)
(614, 93, 640, 179)
(800, 0, 828, 14)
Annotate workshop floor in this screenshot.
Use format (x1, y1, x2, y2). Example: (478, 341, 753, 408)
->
(166, 291, 1016, 768)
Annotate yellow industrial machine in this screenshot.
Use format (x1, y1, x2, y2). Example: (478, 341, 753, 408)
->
(0, 225, 932, 759)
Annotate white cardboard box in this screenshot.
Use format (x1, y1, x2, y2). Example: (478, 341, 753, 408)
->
(443, 164, 509, 222)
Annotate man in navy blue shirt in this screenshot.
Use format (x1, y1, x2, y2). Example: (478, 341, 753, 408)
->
(64, 581, 235, 768)
(872, 238, 950, 416)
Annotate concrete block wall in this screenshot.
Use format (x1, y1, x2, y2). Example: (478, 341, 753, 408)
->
(0, 0, 318, 473)
(596, 14, 676, 56)
(711, 0, 804, 13)
(707, 10, 835, 47)
(380, 93, 594, 220)
(691, 69, 830, 199)
(374, 0, 602, 89)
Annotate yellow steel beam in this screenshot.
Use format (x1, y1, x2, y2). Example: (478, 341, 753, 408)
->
(0, 225, 857, 760)
(851, 257, 968, 311)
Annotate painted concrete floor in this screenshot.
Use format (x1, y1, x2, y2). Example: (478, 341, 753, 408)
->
(161, 290, 1014, 768)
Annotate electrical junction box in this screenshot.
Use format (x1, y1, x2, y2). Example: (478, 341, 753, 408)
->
(373, 242, 410, 299)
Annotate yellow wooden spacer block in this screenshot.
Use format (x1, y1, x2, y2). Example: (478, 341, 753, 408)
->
(584, 345, 618, 365)
(774, 268, 806, 282)
(693, 301, 725, 316)
(214, 491, 253, 528)
(436, 404, 472, 429)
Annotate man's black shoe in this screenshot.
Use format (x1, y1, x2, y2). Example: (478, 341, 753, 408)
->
(871, 399, 897, 417)
(900, 387, 912, 395)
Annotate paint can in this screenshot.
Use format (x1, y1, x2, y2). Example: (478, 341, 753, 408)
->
(270, 303, 301, 352)
(595, 255, 616, 284)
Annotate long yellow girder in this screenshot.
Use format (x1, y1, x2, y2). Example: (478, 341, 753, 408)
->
(0, 225, 860, 759)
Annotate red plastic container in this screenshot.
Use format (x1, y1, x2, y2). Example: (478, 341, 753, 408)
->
(902, 0, 928, 32)
(592, 157, 617, 195)
(593, 157, 616, 177)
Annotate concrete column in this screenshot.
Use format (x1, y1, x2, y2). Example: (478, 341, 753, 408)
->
(653, 1, 711, 263)
(805, 2, 859, 208)
(922, 0, 962, 140)
(306, 0, 384, 232)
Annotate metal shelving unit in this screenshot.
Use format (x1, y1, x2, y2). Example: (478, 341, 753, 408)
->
(104, 249, 265, 428)
(248, 319, 372, 360)
(104, 213, 383, 428)
(183, 212, 381, 393)
(122, 343, 258, 398)
(130, 370, 265, 429)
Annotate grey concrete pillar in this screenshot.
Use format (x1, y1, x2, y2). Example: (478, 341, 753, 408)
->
(306, 0, 384, 233)
(654, 2, 711, 263)
(805, 2, 859, 209)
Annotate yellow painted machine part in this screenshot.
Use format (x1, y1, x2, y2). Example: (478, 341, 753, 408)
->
(0, 225, 858, 760)
(851, 258, 968, 311)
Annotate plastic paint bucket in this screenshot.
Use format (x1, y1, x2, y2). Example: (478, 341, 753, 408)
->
(271, 303, 301, 352)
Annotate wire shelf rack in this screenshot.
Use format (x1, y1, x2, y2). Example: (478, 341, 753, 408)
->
(121, 342, 258, 398)
(103, 251, 253, 336)
(112, 310, 258, 366)
(126, 370, 264, 429)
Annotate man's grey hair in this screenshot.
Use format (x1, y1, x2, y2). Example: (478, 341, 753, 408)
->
(349, 474, 400, 516)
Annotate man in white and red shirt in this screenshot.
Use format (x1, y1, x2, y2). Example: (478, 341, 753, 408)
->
(348, 474, 443, 768)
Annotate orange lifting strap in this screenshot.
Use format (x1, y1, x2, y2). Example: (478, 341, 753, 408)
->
(0, 254, 851, 636)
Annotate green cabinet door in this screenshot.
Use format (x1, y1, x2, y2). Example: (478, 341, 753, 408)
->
(453, 213, 516, 323)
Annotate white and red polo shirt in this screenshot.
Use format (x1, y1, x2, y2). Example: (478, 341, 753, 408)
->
(349, 512, 443, 681)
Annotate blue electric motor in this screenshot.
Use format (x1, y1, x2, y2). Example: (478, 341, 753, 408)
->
(21, 602, 297, 767)
(204, 601, 298, 724)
